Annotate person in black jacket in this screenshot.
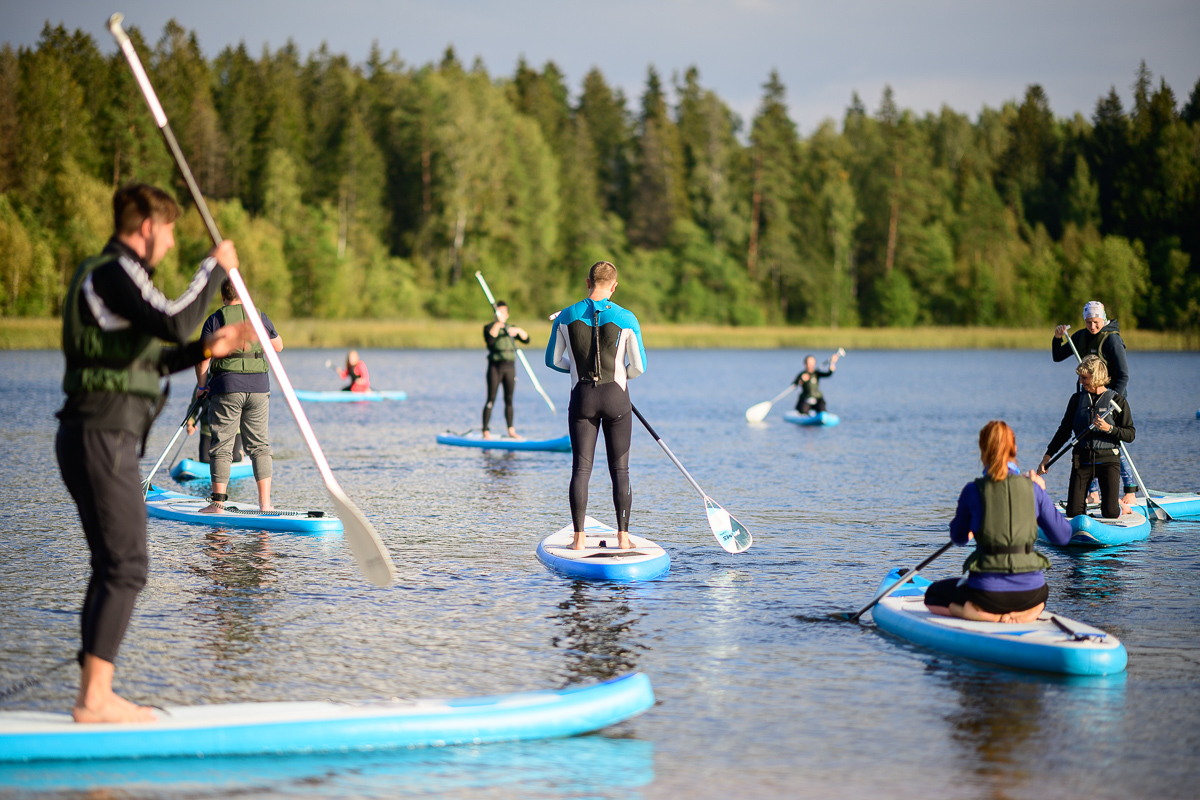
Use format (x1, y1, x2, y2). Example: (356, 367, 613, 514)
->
(56, 183, 248, 723)
(1038, 355, 1135, 519)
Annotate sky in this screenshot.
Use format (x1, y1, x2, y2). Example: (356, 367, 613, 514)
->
(2, 0, 1198, 132)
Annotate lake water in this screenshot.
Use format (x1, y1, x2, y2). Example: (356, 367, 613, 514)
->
(1, 347, 1198, 799)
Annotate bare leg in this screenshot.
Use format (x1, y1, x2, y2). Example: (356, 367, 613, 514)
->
(926, 604, 954, 618)
(74, 654, 156, 724)
(200, 481, 227, 513)
(257, 476, 273, 512)
(571, 531, 587, 550)
(957, 601, 1005, 622)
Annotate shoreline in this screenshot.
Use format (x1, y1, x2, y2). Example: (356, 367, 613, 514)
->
(1, 318, 1194, 351)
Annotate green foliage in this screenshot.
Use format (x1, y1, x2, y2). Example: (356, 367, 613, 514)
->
(1, 21, 1197, 332)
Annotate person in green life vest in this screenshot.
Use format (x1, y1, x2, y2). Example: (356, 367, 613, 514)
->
(56, 182, 250, 722)
(195, 279, 283, 512)
(794, 352, 839, 415)
(482, 301, 529, 439)
(924, 420, 1073, 624)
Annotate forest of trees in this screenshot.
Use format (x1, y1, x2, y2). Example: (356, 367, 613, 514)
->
(1, 22, 1198, 329)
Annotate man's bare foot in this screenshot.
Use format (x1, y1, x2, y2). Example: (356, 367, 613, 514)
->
(260, 505, 275, 513)
(507, 427, 522, 440)
(616, 531, 633, 550)
(73, 692, 157, 724)
(198, 502, 225, 514)
(570, 532, 587, 550)
(482, 430, 492, 439)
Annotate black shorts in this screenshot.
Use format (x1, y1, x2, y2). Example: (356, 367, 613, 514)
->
(924, 578, 1049, 615)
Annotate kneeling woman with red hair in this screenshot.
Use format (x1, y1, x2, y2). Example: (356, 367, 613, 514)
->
(924, 420, 1073, 624)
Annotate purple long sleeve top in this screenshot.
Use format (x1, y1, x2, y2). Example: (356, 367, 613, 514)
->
(948, 467, 1072, 591)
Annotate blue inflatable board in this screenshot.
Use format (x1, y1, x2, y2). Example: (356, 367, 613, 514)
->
(145, 486, 342, 533)
(437, 433, 571, 452)
(783, 410, 839, 427)
(1040, 507, 1150, 547)
(169, 458, 253, 482)
(294, 390, 407, 402)
(0, 673, 654, 763)
(871, 570, 1127, 676)
(536, 517, 670, 581)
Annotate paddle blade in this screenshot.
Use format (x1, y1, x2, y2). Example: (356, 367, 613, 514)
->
(327, 485, 396, 587)
(745, 401, 772, 423)
(705, 498, 753, 553)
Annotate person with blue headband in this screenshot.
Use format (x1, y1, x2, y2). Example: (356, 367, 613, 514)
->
(1052, 300, 1137, 508)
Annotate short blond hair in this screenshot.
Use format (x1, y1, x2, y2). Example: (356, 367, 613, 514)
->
(588, 261, 617, 286)
(1076, 355, 1110, 387)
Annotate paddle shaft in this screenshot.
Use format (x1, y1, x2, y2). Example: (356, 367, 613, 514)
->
(110, 15, 395, 585)
(141, 394, 203, 495)
(1061, 333, 1160, 515)
(848, 540, 955, 622)
(1043, 403, 1119, 471)
(630, 404, 708, 501)
(475, 271, 557, 415)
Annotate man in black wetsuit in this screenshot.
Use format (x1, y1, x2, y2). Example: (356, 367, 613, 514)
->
(546, 261, 647, 550)
(482, 301, 529, 439)
(794, 353, 839, 414)
(56, 183, 247, 723)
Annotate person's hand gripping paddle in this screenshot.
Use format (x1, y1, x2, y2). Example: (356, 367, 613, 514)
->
(109, 14, 395, 586)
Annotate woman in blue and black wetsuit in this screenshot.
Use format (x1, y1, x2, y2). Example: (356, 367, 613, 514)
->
(545, 261, 647, 551)
(924, 420, 1072, 624)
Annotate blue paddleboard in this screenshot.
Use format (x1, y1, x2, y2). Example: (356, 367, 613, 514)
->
(783, 410, 840, 427)
(1040, 507, 1150, 547)
(294, 390, 407, 403)
(536, 517, 670, 581)
(437, 433, 571, 452)
(1136, 491, 1200, 519)
(870, 569, 1127, 675)
(169, 458, 254, 482)
(0, 672, 654, 762)
(145, 486, 342, 533)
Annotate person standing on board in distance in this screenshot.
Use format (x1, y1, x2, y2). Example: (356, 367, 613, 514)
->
(483, 301, 530, 439)
(196, 279, 283, 513)
(1038, 355, 1135, 520)
(1052, 300, 1137, 508)
(924, 420, 1072, 624)
(794, 352, 838, 415)
(546, 261, 647, 550)
(339, 350, 370, 392)
(56, 183, 250, 723)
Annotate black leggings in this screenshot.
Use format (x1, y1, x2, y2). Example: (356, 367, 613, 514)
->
(56, 425, 149, 664)
(798, 397, 826, 414)
(1068, 457, 1121, 518)
(483, 361, 516, 432)
(568, 381, 633, 532)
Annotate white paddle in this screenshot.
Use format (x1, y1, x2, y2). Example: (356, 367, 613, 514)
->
(630, 404, 752, 553)
(475, 271, 557, 415)
(110, 14, 396, 586)
(745, 384, 796, 423)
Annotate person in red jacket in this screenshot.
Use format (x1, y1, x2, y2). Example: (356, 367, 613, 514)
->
(339, 350, 370, 392)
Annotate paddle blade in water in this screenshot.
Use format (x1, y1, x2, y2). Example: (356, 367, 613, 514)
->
(705, 498, 753, 553)
(745, 401, 772, 423)
(327, 485, 396, 587)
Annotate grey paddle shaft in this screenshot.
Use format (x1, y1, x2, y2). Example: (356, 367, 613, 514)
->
(1062, 332, 1161, 516)
(142, 394, 203, 496)
(1043, 403, 1119, 471)
(630, 404, 707, 500)
(110, 13, 395, 586)
(474, 271, 557, 415)
(848, 540, 955, 622)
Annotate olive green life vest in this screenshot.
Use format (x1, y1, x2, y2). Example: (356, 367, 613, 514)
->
(1082, 329, 1113, 366)
(487, 324, 518, 363)
(210, 304, 267, 376)
(963, 475, 1052, 574)
(799, 372, 823, 400)
(62, 253, 163, 399)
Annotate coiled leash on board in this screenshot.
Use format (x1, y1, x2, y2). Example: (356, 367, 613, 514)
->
(0, 655, 76, 704)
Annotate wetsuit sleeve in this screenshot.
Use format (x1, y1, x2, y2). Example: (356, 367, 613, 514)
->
(1034, 485, 1072, 545)
(545, 315, 570, 373)
(1103, 335, 1129, 396)
(1051, 333, 1077, 363)
(1109, 394, 1134, 444)
(792, 372, 804, 385)
(484, 324, 498, 348)
(1045, 394, 1079, 455)
(625, 317, 646, 379)
(816, 369, 833, 378)
(157, 340, 210, 375)
(948, 483, 978, 546)
(89, 256, 226, 344)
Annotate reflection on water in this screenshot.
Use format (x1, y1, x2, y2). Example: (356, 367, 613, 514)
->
(188, 530, 278, 666)
(0, 735, 654, 798)
(551, 582, 646, 685)
(1056, 546, 1136, 603)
